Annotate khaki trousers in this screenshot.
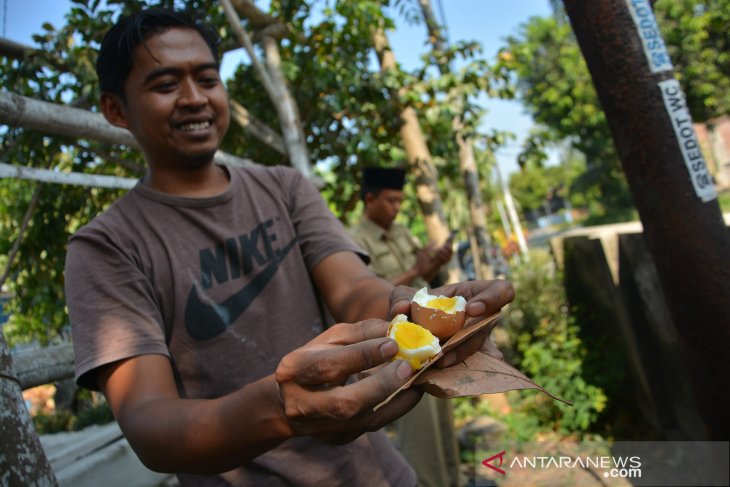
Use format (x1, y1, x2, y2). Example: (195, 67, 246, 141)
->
(395, 395, 461, 487)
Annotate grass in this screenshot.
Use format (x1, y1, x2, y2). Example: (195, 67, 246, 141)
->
(718, 190, 730, 213)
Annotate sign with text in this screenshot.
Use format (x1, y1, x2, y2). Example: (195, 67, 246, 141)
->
(658, 79, 717, 202)
(625, 0, 673, 73)
(473, 440, 729, 486)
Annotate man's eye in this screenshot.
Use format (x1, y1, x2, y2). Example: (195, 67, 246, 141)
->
(154, 82, 177, 91)
(199, 76, 219, 86)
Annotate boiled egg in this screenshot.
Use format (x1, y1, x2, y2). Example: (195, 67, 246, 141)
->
(410, 287, 467, 340)
(387, 314, 442, 370)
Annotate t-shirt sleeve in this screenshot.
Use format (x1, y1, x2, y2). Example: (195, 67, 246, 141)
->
(65, 227, 168, 390)
(278, 168, 368, 270)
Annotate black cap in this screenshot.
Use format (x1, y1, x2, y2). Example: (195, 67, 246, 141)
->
(362, 167, 406, 191)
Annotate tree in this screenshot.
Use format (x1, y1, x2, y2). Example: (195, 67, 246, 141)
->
(500, 1, 730, 223)
(416, 0, 493, 279)
(499, 13, 634, 223)
(0, 1, 228, 346)
(1, 0, 512, 344)
(0, 328, 58, 485)
(654, 0, 730, 121)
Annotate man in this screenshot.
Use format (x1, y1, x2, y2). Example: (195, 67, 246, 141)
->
(351, 167, 453, 289)
(64, 9, 514, 487)
(351, 167, 461, 487)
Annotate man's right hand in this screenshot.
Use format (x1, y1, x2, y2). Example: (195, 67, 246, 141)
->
(414, 240, 453, 282)
(275, 318, 422, 444)
(414, 242, 439, 278)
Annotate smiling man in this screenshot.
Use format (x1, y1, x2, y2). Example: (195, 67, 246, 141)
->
(63, 8, 514, 487)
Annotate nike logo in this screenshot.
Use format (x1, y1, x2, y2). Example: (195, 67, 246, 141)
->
(184, 236, 297, 340)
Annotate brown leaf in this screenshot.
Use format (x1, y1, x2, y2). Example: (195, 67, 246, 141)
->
(416, 351, 572, 405)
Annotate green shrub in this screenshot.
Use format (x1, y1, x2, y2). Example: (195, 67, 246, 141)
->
(502, 249, 606, 436)
(32, 393, 114, 435)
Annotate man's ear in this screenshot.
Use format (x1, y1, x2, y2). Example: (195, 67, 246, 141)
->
(99, 92, 129, 129)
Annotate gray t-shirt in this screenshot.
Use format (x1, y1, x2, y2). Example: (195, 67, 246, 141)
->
(65, 164, 415, 487)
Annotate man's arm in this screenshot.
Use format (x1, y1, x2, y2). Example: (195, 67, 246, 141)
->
(389, 239, 453, 287)
(96, 318, 420, 474)
(311, 250, 394, 322)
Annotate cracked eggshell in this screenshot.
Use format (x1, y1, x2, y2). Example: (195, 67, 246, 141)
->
(410, 287, 467, 341)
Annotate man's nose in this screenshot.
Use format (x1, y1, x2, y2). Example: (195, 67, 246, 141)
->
(178, 79, 207, 107)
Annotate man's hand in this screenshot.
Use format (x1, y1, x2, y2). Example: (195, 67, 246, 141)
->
(414, 239, 454, 282)
(389, 279, 514, 368)
(275, 318, 422, 444)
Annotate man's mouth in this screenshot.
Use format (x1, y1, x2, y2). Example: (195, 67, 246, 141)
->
(177, 120, 212, 132)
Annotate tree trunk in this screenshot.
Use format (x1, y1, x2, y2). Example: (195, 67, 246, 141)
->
(563, 0, 730, 439)
(0, 330, 58, 486)
(370, 28, 449, 247)
(417, 0, 493, 279)
(261, 36, 312, 179)
(455, 130, 493, 279)
(229, 100, 286, 156)
(221, 0, 314, 180)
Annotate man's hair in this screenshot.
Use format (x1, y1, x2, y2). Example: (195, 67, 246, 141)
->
(96, 8, 220, 100)
(360, 167, 406, 201)
(360, 186, 383, 201)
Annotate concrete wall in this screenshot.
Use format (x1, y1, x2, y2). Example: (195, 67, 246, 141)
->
(39, 422, 175, 487)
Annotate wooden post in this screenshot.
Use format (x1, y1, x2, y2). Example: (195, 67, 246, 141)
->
(563, 0, 730, 439)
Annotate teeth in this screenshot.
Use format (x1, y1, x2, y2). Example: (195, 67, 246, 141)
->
(179, 121, 211, 131)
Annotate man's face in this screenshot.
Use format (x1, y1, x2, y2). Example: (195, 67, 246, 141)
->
(365, 188, 404, 229)
(102, 27, 230, 171)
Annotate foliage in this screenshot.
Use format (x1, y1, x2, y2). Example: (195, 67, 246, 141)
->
(502, 250, 606, 435)
(497, 14, 634, 224)
(1, 0, 511, 345)
(448, 250, 608, 440)
(226, 0, 510, 230)
(0, 0, 136, 345)
(508, 150, 585, 216)
(718, 190, 730, 213)
(654, 0, 730, 121)
(498, 1, 730, 225)
(32, 396, 114, 435)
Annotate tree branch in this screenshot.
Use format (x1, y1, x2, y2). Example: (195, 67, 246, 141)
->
(0, 184, 42, 289)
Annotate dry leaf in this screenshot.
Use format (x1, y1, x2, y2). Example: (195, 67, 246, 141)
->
(415, 351, 572, 405)
(372, 311, 572, 410)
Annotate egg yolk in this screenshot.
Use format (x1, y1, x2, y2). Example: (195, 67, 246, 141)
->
(427, 296, 458, 313)
(394, 321, 434, 348)
(392, 321, 439, 370)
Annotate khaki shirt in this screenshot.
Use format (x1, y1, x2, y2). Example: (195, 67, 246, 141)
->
(351, 216, 429, 289)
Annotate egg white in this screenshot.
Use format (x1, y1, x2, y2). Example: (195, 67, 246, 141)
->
(411, 287, 467, 314)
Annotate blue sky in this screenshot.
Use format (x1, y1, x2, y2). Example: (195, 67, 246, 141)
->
(2, 0, 553, 175)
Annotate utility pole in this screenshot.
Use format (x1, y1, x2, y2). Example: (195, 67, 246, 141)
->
(563, 0, 730, 439)
(496, 200, 520, 265)
(495, 165, 529, 259)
